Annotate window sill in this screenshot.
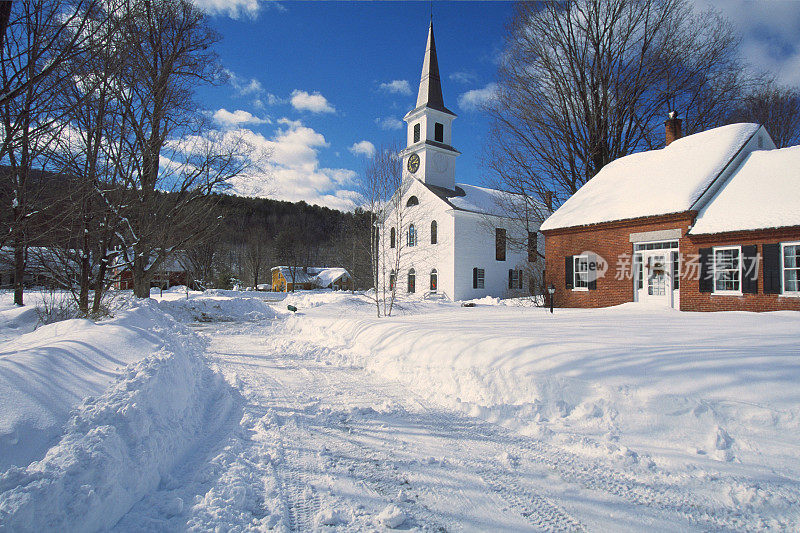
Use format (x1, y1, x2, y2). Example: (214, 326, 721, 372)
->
(572, 287, 589, 292)
(780, 292, 800, 298)
(712, 291, 743, 296)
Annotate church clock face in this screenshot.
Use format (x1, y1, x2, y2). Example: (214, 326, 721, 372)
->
(407, 153, 420, 174)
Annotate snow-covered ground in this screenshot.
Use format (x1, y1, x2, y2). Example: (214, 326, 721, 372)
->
(1, 288, 799, 530)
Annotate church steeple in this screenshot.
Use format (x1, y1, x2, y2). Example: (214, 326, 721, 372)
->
(401, 22, 459, 191)
(415, 22, 453, 115)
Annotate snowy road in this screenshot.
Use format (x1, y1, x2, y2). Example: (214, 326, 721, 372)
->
(113, 318, 797, 531)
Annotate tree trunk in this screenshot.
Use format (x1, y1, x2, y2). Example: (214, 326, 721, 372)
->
(13, 237, 24, 306)
(132, 251, 150, 298)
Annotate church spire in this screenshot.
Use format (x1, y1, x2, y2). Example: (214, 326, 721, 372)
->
(415, 22, 454, 115)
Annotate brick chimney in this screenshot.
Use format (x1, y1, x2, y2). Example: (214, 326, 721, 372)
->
(665, 111, 682, 146)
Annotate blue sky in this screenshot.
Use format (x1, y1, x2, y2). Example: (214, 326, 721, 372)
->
(193, 0, 800, 211)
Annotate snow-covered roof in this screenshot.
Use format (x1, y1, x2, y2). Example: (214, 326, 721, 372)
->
(540, 123, 760, 231)
(690, 145, 800, 235)
(272, 266, 350, 287)
(314, 268, 349, 287)
(423, 182, 547, 219)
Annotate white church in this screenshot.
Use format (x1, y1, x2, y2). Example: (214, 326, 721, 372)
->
(380, 23, 547, 301)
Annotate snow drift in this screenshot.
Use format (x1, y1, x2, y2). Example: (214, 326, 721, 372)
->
(286, 297, 800, 477)
(158, 295, 278, 323)
(0, 299, 237, 531)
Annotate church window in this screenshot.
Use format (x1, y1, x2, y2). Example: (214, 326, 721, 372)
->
(390, 227, 396, 248)
(496, 228, 506, 261)
(434, 122, 444, 142)
(430, 269, 438, 292)
(406, 195, 419, 207)
(408, 224, 417, 247)
(472, 268, 485, 289)
(413, 123, 420, 143)
(430, 220, 437, 244)
(408, 268, 416, 293)
(389, 270, 396, 290)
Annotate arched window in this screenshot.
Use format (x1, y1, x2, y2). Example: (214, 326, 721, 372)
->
(390, 227, 395, 248)
(430, 269, 438, 292)
(413, 123, 420, 143)
(389, 270, 396, 291)
(406, 196, 419, 207)
(408, 268, 416, 293)
(430, 220, 437, 244)
(407, 224, 416, 247)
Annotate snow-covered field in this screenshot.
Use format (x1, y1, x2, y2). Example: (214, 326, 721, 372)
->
(1, 288, 799, 531)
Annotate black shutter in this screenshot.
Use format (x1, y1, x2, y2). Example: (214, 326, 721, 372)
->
(528, 232, 537, 262)
(473, 267, 478, 289)
(587, 253, 597, 290)
(763, 243, 782, 294)
(741, 245, 759, 294)
(698, 248, 713, 293)
(508, 269, 513, 289)
(565, 256, 574, 289)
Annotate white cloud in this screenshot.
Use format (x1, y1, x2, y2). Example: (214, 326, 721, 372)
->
(449, 71, 478, 84)
(458, 83, 498, 111)
(379, 79, 412, 95)
(191, 0, 285, 18)
(226, 119, 360, 210)
(375, 116, 404, 130)
(290, 90, 336, 113)
(213, 108, 269, 128)
(349, 140, 376, 157)
(690, 0, 800, 86)
(192, 0, 260, 19)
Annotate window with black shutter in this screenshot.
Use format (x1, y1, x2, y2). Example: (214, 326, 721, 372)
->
(528, 232, 538, 262)
(508, 269, 513, 289)
(763, 243, 782, 294)
(496, 228, 506, 261)
(741, 245, 759, 294)
(434, 122, 443, 142)
(413, 123, 420, 143)
(698, 248, 713, 292)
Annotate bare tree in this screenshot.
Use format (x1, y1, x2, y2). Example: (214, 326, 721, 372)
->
(727, 81, 800, 149)
(484, 0, 745, 210)
(244, 222, 272, 288)
(360, 145, 406, 317)
(0, 0, 103, 305)
(106, 0, 258, 298)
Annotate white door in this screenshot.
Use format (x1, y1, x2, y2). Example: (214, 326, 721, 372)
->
(640, 250, 672, 306)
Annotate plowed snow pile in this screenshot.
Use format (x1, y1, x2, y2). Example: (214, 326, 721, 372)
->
(287, 295, 800, 479)
(0, 297, 235, 531)
(158, 295, 278, 322)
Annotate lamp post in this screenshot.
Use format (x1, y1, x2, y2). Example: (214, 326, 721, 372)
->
(548, 284, 555, 314)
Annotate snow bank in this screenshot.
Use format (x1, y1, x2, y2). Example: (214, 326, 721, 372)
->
(0, 301, 236, 531)
(287, 303, 800, 476)
(0, 305, 38, 343)
(158, 295, 278, 322)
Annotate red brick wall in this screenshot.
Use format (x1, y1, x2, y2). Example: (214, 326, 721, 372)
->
(545, 217, 800, 312)
(681, 228, 800, 312)
(543, 214, 694, 308)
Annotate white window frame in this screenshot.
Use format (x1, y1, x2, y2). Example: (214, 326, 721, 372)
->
(781, 241, 800, 296)
(476, 268, 485, 289)
(712, 245, 742, 295)
(573, 255, 589, 291)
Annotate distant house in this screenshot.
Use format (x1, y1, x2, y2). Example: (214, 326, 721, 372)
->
(0, 247, 59, 288)
(112, 254, 191, 291)
(540, 118, 800, 312)
(271, 266, 352, 292)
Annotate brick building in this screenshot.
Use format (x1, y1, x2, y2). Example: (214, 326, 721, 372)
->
(540, 119, 800, 312)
